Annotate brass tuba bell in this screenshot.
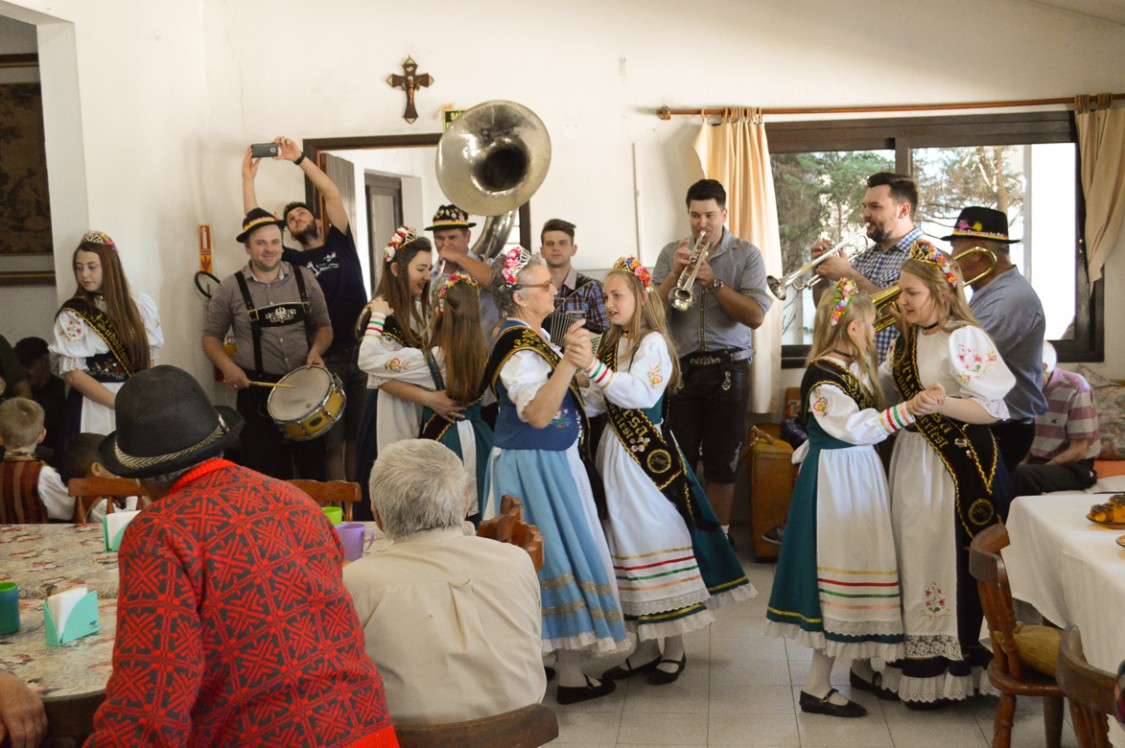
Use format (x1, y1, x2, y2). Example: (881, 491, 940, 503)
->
(435, 100, 551, 260)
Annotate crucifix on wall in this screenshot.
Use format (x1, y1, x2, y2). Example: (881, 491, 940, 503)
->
(387, 57, 433, 125)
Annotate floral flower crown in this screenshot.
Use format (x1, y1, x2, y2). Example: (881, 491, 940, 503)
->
(909, 241, 958, 288)
(384, 226, 418, 263)
(501, 246, 532, 287)
(437, 272, 479, 315)
(829, 278, 857, 326)
(82, 231, 117, 251)
(612, 256, 652, 293)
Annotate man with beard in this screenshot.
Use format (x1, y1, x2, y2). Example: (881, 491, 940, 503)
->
(540, 218, 608, 331)
(813, 171, 922, 363)
(242, 137, 367, 482)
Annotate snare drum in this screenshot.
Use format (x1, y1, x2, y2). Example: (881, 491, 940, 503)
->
(267, 366, 346, 441)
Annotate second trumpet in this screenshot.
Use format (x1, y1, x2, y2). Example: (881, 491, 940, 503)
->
(767, 231, 869, 300)
(670, 231, 709, 312)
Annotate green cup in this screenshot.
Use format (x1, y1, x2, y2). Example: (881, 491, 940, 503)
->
(0, 581, 19, 635)
(323, 506, 343, 525)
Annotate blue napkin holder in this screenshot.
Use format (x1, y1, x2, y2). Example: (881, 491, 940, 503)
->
(44, 590, 100, 646)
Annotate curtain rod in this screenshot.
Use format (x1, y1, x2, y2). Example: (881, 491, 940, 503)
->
(655, 93, 1124, 120)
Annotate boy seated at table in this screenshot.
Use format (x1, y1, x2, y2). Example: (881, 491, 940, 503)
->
(0, 399, 115, 523)
(59, 432, 139, 519)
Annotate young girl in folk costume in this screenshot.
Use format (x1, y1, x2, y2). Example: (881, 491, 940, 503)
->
(51, 231, 163, 439)
(765, 279, 941, 718)
(418, 273, 494, 517)
(879, 243, 1015, 708)
(482, 246, 627, 705)
(572, 257, 755, 687)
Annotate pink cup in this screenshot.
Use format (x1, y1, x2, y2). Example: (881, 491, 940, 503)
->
(335, 522, 376, 562)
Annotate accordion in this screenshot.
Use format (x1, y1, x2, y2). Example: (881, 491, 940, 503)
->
(543, 312, 606, 354)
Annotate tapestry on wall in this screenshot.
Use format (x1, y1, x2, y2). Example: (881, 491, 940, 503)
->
(0, 82, 52, 256)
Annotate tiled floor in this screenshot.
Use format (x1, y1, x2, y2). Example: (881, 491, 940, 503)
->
(548, 547, 1080, 747)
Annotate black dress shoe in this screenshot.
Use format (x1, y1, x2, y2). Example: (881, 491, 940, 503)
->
(602, 654, 661, 680)
(849, 668, 899, 701)
(556, 675, 616, 705)
(646, 654, 687, 686)
(544, 666, 556, 681)
(799, 688, 867, 718)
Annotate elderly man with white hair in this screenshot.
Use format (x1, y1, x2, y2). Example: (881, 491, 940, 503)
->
(343, 439, 546, 725)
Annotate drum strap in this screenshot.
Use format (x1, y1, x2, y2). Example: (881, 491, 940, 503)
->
(235, 268, 311, 377)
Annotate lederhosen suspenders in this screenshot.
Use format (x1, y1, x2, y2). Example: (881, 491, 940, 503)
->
(58, 299, 136, 380)
(234, 267, 311, 378)
(893, 329, 1003, 542)
(601, 342, 717, 530)
(798, 359, 874, 428)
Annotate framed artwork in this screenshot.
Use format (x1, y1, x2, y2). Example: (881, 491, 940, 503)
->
(0, 55, 54, 286)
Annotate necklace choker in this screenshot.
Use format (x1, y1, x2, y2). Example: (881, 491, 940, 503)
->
(830, 348, 853, 358)
(920, 321, 940, 331)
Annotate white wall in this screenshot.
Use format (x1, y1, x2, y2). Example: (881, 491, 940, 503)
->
(2, 0, 1124, 392)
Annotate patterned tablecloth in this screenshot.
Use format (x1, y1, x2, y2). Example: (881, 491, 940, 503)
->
(0, 597, 116, 700)
(0, 524, 120, 600)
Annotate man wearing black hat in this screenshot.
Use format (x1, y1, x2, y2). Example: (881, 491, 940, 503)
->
(202, 208, 333, 480)
(426, 204, 500, 339)
(947, 206, 1047, 475)
(242, 137, 369, 483)
(88, 365, 398, 747)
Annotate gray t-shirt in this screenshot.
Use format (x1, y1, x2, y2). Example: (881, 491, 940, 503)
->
(204, 263, 331, 377)
(653, 229, 772, 359)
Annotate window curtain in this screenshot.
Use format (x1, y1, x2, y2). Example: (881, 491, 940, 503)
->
(692, 108, 782, 414)
(1075, 95, 1125, 284)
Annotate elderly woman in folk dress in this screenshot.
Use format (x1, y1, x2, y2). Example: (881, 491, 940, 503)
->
(482, 247, 628, 705)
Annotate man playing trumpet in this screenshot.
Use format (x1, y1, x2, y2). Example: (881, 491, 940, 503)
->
(654, 179, 771, 542)
(813, 172, 922, 363)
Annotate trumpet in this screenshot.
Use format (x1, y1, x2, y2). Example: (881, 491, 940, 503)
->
(767, 230, 869, 300)
(872, 245, 998, 332)
(670, 231, 709, 312)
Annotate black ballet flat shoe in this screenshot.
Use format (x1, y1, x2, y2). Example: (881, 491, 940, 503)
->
(849, 668, 899, 701)
(646, 654, 687, 686)
(556, 675, 617, 705)
(799, 688, 867, 718)
(602, 654, 662, 680)
(544, 666, 556, 681)
(904, 698, 951, 711)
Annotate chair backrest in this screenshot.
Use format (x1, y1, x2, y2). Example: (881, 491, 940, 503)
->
(395, 703, 558, 748)
(289, 479, 361, 521)
(1057, 626, 1116, 748)
(477, 495, 545, 572)
(968, 523, 1023, 679)
(68, 476, 147, 524)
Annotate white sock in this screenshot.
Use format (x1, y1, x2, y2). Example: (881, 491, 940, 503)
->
(722, 524, 730, 535)
(656, 635, 685, 673)
(557, 649, 599, 689)
(805, 651, 848, 705)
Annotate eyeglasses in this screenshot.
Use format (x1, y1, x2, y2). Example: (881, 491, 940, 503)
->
(517, 280, 554, 292)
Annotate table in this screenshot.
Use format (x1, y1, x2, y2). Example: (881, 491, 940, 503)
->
(1004, 494, 1125, 744)
(0, 523, 120, 600)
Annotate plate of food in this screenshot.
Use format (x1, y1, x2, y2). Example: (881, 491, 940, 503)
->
(1088, 494, 1125, 529)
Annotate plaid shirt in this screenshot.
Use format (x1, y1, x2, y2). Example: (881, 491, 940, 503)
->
(555, 267, 609, 330)
(853, 227, 920, 363)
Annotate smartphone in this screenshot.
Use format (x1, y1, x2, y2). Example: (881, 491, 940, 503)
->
(250, 142, 280, 158)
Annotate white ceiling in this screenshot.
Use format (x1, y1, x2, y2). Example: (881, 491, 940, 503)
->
(1023, 0, 1125, 25)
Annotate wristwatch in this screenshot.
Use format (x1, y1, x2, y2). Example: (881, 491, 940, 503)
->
(710, 278, 725, 291)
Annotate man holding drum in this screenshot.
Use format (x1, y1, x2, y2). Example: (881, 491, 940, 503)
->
(202, 208, 333, 480)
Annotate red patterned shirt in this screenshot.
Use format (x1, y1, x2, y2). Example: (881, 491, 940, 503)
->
(86, 459, 398, 748)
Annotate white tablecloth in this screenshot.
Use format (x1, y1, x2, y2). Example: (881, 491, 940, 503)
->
(1004, 494, 1125, 744)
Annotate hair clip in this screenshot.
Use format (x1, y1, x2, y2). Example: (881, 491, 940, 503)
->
(436, 272, 479, 315)
(384, 226, 418, 263)
(612, 256, 652, 293)
(501, 246, 532, 287)
(829, 278, 857, 326)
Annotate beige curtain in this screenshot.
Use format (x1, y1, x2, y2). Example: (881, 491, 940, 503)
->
(693, 108, 783, 415)
(1075, 95, 1125, 283)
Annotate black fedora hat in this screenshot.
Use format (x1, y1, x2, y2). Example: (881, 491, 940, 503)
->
(236, 207, 286, 243)
(99, 366, 243, 479)
(940, 206, 1020, 243)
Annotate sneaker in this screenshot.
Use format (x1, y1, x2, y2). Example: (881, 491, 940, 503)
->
(761, 522, 785, 546)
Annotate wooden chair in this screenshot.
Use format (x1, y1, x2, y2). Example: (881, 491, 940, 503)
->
(969, 523, 1064, 748)
(476, 495, 545, 571)
(68, 476, 147, 524)
(1057, 625, 1117, 748)
(289, 479, 362, 521)
(395, 703, 559, 748)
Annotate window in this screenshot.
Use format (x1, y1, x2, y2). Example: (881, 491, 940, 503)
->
(767, 111, 1099, 367)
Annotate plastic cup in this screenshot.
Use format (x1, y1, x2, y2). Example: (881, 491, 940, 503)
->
(0, 581, 19, 635)
(323, 506, 343, 525)
(335, 522, 376, 562)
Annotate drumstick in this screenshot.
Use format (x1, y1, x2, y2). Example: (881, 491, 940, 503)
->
(247, 380, 295, 389)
